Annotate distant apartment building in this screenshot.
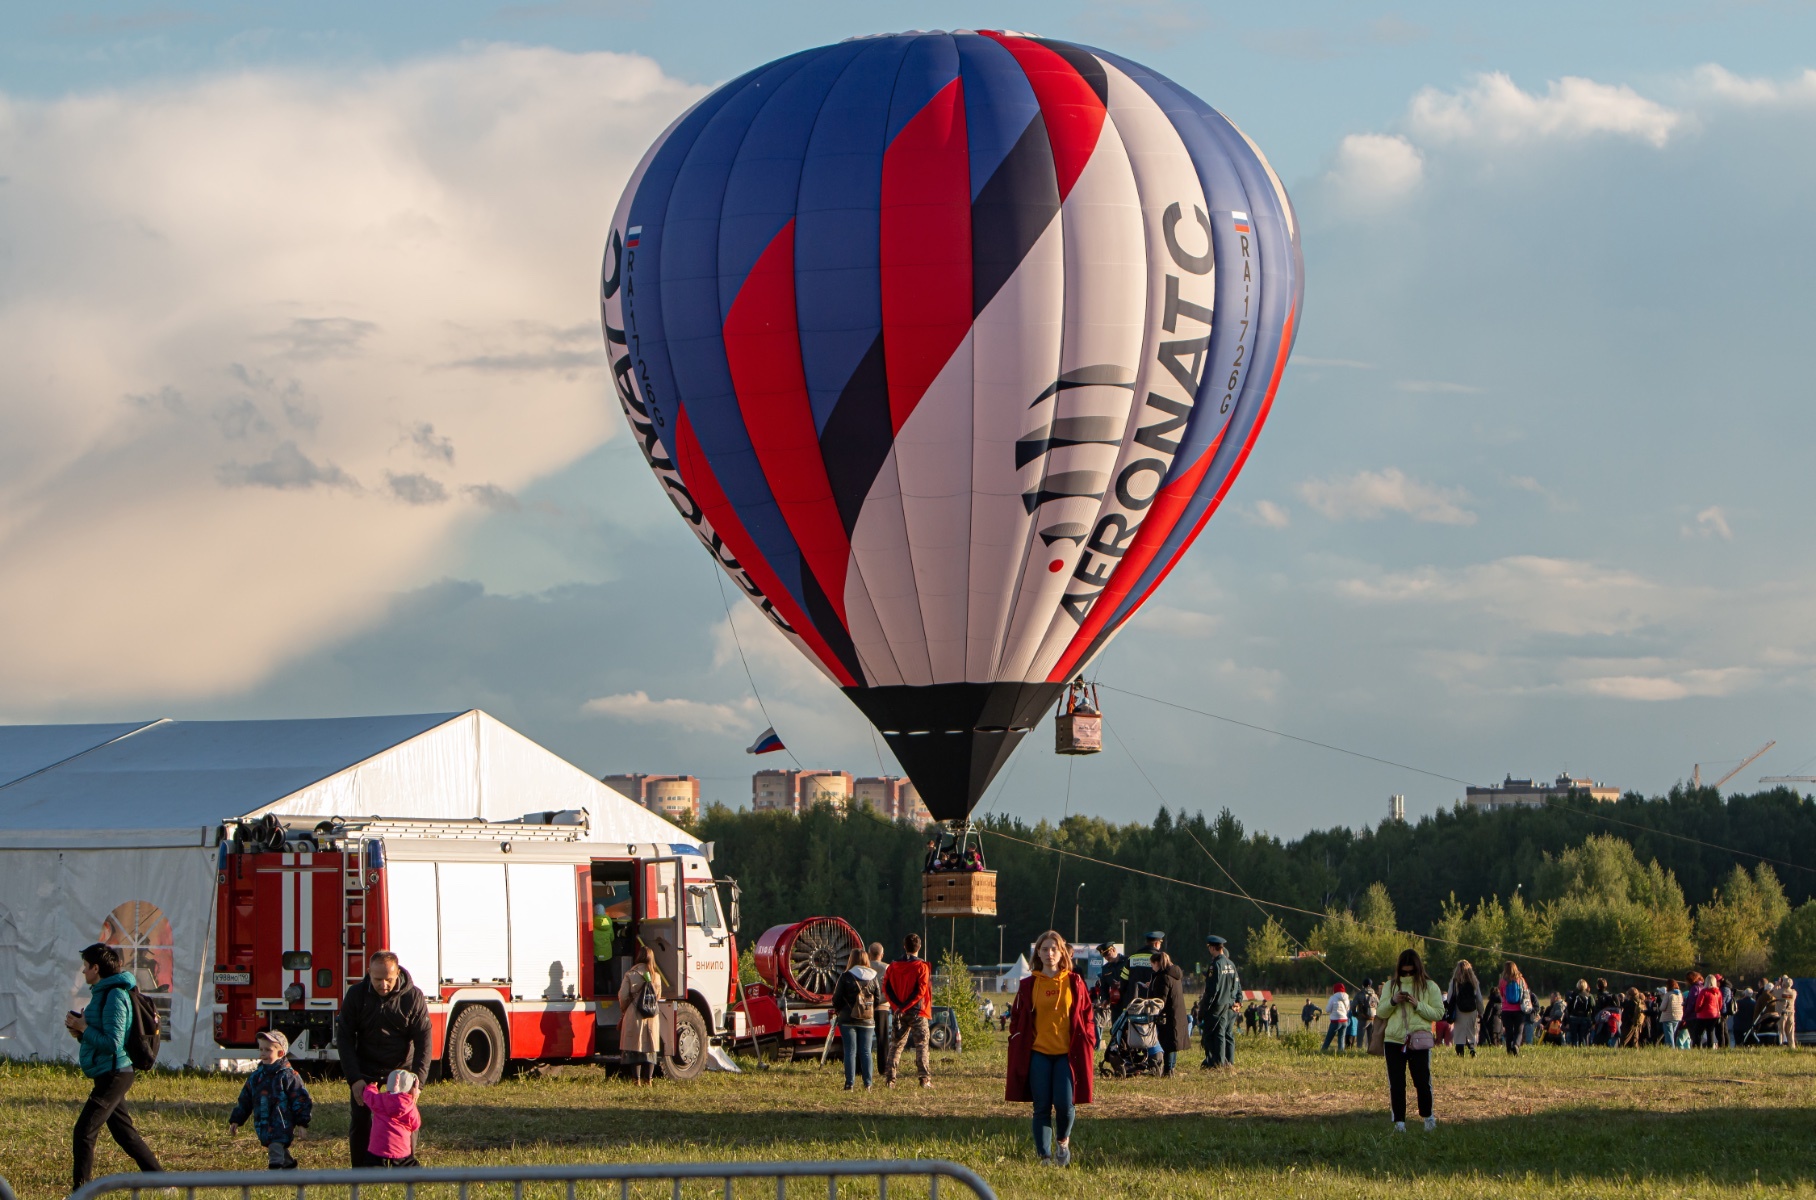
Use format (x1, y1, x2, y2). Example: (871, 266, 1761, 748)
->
(752, 769, 853, 814)
(601, 773, 702, 823)
(854, 775, 933, 825)
(1464, 773, 1621, 812)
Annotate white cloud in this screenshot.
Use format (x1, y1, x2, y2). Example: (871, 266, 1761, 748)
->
(1574, 668, 1757, 702)
(1338, 555, 1670, 637)
(1325, 132, 1424, 204)
(1246, 499, 1291, 529)
(1691, 65, 1816, 107)
(1407, 72, 1680, 148)
(581, 691, 759, 734)
(0, 47, 704, 707)
(1299, 467, 1476, 525)
(1131, 604, 1222, 638)
(1505, 475, 1575, 513)
(1682, 505, 1733, 540)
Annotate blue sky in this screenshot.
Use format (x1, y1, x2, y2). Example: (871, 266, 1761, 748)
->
(2, 2, 1814, 837)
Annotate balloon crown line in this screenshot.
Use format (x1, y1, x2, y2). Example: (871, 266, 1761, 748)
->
(842, 29, 1040, 41)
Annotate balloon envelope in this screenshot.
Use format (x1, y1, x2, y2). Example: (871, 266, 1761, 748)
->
(600, 31, 1301, 820)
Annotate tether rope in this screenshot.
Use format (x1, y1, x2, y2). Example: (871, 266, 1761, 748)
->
(1097, 680, 1813, 876)
(709, 562, 802, 770)
(985, 826, 1675, 984)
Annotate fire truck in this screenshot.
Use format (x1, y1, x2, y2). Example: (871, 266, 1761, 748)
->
(212, 812, 744, 1083)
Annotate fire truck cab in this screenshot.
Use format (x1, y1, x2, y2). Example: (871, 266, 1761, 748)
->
(213, 812, 743, 1083)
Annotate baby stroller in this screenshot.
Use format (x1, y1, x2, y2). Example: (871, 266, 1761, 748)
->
(1742, 995, 1781, 1046)
(1101, 997, 1165, 1077)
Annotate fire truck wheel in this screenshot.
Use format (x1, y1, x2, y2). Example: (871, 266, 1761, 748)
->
(929, 1022, 954, 1052)
(446, 1004, 508, 1086)
(660, 1004, 709, 1082)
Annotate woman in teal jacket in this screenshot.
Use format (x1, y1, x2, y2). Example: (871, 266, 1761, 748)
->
(1381, 947, 1445, 1134)
(65, 944, 164, 1188)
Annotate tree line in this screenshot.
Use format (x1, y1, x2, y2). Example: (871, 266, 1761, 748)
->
(694, 784, 1816, 990)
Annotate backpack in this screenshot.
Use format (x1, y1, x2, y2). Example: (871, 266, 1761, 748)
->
(1503, 981, 1523, 1007)
(1455, 980, 1478, 1013)
(847, 975, 878, 1024)
(636, 974, 660, 1018)
(113, 982, 160, 1071)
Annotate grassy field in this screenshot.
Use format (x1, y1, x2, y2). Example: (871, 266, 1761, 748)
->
(4, 1006, 1812, 1200)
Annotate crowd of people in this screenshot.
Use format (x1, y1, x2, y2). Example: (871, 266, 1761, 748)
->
(60, 929, 1806, 1182)
(66, 945, 435, 1190)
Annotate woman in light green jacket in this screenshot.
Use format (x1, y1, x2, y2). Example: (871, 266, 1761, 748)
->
(1382, 947, 1445, 1133)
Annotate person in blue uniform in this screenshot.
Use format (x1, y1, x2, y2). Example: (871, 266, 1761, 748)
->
(1198, 934, 1242, 1069)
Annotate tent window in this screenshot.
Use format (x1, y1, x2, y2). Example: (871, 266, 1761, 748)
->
(0, 911, 18, 1039)
(99, 901, 173, 1040)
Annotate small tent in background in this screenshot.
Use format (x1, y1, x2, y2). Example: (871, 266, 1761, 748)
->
(0, 711, 692, 1068)
(998, 954, 1032, 993)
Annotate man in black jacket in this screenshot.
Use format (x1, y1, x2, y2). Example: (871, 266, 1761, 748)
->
(337, 950, 431, 1166)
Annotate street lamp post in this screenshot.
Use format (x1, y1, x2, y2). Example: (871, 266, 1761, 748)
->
(997, 924, 1006, 969)
(1074, 882, 1086, 946)
(1120, 917, 1127, 948)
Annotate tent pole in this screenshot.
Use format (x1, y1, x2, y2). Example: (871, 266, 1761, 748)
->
(184, 836, 218, 1067)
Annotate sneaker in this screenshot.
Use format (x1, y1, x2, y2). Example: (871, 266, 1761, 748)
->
(920, 1078, 933, 1088)
(885, 1077, 896, 1088)
(1055, 1144, 1071, 1168)
(1037, 1156, 1053, 1167)
(843, 1083, 854, 1091)
(1392, 1122, 1406, 1133)
(1423, 1116, 1437, 1132)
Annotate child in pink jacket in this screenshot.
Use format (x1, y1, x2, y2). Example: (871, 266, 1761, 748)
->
(360, 1070, 422, 1167)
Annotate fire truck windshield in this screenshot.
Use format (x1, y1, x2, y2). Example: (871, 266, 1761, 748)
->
(686, 885, 723, 939)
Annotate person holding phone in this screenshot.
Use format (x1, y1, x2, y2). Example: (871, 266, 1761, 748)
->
(1381, 948, 1445, 1133)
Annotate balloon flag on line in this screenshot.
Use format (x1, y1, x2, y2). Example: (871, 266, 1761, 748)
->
(746, 727, 787, 756)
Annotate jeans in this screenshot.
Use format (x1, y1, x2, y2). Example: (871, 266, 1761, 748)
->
(1384, 1041, 1433, 1123)
(1349, 1016, 1360, 1043)
(841, 1024, 874, 1088)
(1660, 1020, 1679, 1047)
(73, 1069, 162, 1188)
(1161, 1050, 1177, 1075)
(1321, 1021, 1348, 1051)
(1028, 1051, 1076, 1158)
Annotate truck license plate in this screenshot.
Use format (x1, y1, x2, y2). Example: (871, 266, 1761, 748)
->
(213, 971, 251, 985)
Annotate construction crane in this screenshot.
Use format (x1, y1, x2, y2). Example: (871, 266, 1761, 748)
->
(1760, 776, 1816, 786)
(1692, 741, 1774, 790)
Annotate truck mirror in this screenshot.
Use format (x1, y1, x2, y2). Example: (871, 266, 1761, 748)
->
(727, 882, 742, 934)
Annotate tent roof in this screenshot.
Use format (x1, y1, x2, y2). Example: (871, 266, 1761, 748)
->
(0, 721, 159, 789)
(0, 712, 692, 849)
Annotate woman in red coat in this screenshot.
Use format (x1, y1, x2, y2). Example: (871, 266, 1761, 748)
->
(1006, 930, 1096, 1167)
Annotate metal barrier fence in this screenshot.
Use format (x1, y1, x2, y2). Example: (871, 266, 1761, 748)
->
(68, 1162, 996, 1200)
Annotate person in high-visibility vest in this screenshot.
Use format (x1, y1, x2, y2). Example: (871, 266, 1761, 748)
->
(593, 903, 615, 958)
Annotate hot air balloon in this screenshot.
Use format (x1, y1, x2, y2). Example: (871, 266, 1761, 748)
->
(599, 31, 1301, 892)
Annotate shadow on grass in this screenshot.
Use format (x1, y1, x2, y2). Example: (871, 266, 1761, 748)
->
(393, 1102, 1815, 1186)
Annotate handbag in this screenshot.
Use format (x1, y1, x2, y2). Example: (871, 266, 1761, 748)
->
(1405, 1028, 1435, 1052)
(1366, 1015, 1388, 1056)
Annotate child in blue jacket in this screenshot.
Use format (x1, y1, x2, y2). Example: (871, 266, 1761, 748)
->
(229, 1030, 314, 1169)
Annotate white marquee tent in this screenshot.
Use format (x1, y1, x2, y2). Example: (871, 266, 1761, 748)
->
(0, 710, 693, 1067)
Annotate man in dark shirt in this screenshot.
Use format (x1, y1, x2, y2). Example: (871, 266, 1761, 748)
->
(336, 950, 431, 1166)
